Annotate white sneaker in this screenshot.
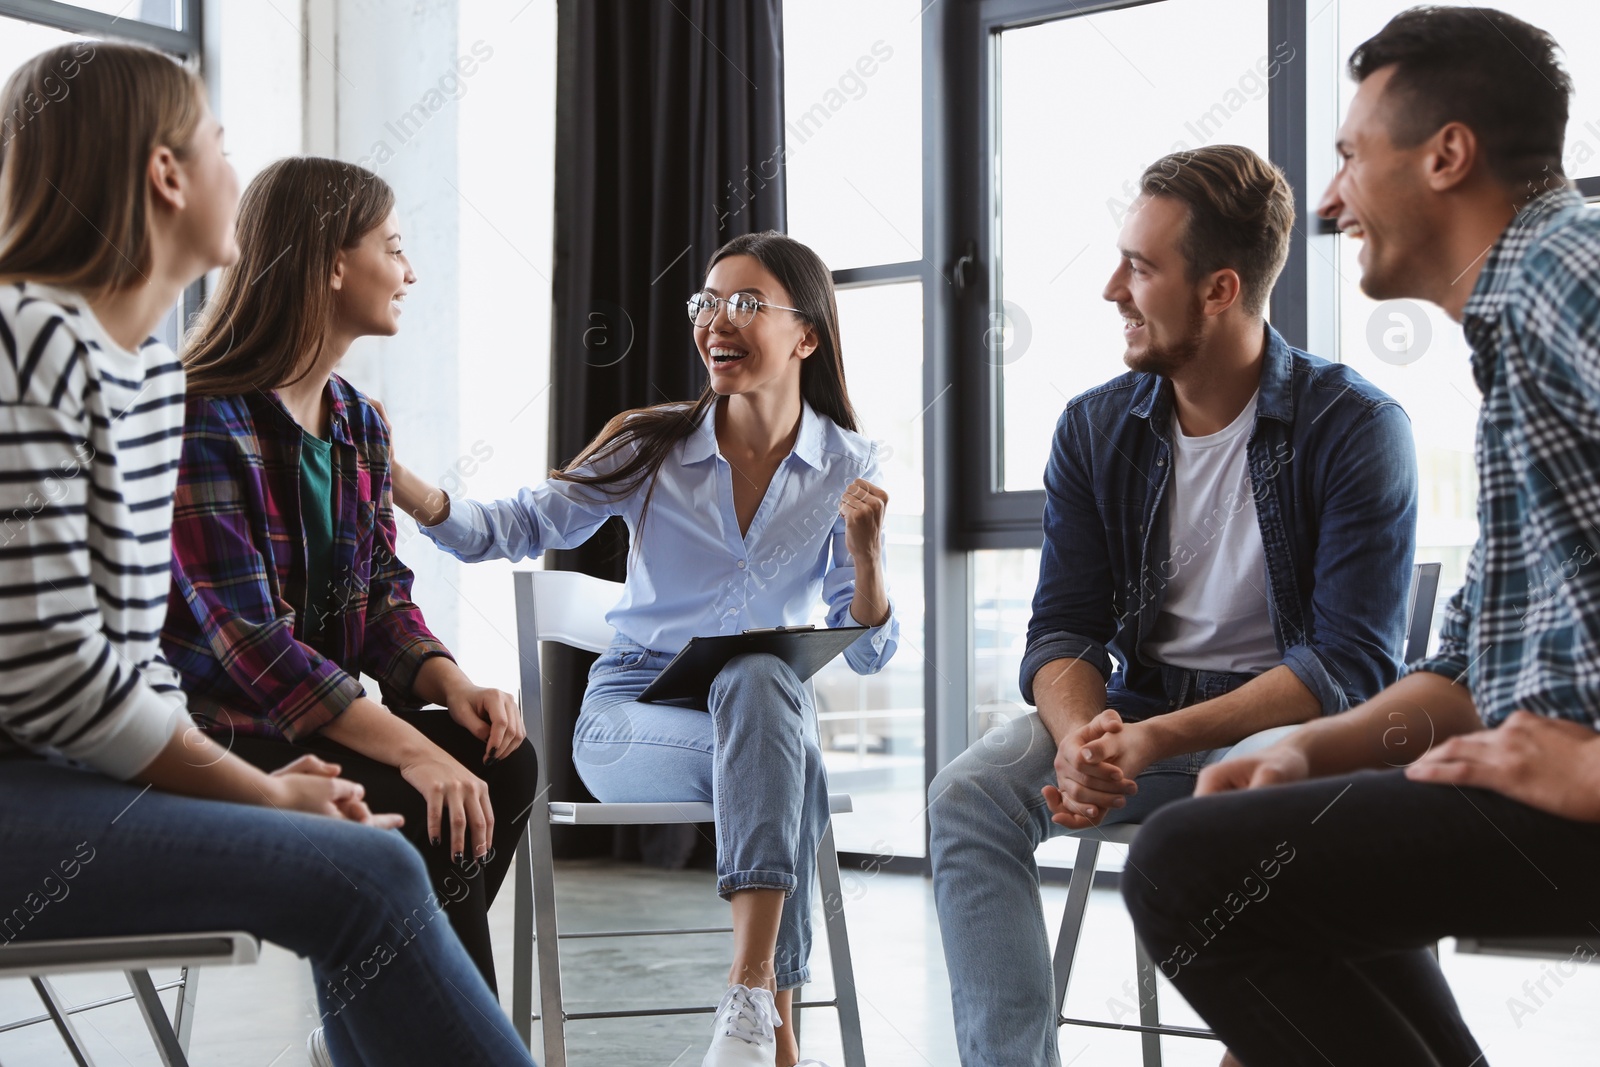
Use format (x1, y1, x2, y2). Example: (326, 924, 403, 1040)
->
(701, 984, 780, 1066)
(306, 1026, 333, 1067)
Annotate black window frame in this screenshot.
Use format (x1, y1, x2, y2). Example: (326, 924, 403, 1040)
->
(0, 0, 200, 56)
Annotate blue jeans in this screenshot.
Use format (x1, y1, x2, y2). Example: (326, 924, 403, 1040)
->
(575, 640, 830, 989)
(928, 665, 1299, 1067)
(0, 757, 536, 1067)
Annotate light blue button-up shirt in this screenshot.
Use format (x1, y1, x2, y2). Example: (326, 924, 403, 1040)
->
(420, 400, 898, 674)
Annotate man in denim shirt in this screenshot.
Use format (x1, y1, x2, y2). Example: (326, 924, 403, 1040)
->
(1126, 9, 1600, 1064)
(928, 144, 1420, 1066)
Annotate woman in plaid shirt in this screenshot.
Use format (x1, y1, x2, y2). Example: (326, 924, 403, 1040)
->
(162, 158, 537, 1001)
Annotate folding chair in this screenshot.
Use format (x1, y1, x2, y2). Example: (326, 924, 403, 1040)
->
(0, 931, 259, 1066)
(1050, 562, 1443, 1065)
(508, 568, 867, 1067)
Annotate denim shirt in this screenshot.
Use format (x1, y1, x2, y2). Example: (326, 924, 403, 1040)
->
(1019, 324, 1418, 718)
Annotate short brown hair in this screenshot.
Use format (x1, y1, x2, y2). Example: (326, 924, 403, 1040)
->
(1350, 6, 1570, 192)
(1138, 144, 1294, 317)
(0, 41, 206, 292)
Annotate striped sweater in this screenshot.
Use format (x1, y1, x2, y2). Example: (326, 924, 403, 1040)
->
(0, 282, 188, 778)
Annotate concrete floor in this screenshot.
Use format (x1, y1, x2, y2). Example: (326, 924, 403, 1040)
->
(3, 856, 1599, 1065)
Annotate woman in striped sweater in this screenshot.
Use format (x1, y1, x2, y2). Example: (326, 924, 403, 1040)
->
(0, 41, 535, 1067)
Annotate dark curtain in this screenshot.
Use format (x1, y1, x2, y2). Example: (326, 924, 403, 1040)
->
(545, 0, 787, 862)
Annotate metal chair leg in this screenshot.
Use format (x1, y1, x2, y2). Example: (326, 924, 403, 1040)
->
(1133, 932, 1164, 1067)
(1051, 837, 1101, 1019)
(513, 824, 536, 1050)
(815, 819, 866, 1067)
(31, 977, 96, 1067)
(172, 966, 199, 1053)
(528, 802, 568, 1067)
(125, 969, 190, 1067)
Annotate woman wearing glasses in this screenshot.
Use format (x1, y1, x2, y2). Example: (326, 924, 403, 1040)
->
(388, 230, 898, 1067)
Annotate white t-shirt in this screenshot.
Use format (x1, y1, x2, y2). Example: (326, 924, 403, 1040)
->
(1142, 390, 1280, 674)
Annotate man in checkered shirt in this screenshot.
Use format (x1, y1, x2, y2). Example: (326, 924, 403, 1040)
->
(1122, 7, 1600, 1064)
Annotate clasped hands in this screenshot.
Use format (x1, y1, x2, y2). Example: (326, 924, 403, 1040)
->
(1042, 708, 1157, 830)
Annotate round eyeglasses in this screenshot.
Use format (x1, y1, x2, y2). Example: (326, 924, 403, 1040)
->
(686, 290, 805, 330)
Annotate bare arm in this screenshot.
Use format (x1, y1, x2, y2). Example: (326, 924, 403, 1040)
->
(412, 656, 527, 764)
(1033, 656, 1109, 745)
(391, 459, 451, 527)
(1197, 670, 1482, 795)
(1286, 669, 1481, 774)
(369, 398, 449, 526)
(319, 696, 494, 858)
(135, 722, 392, 822)
(1137, 664, 1320, 763)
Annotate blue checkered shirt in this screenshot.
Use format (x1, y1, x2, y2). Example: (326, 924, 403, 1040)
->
(1411, 188, 1600, 728)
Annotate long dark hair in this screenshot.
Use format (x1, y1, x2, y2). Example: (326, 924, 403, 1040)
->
(555, 231, 859, 540)
(183, 157, 395, 396)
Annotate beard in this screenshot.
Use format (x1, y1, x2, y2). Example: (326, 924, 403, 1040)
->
(1123, 295, 1206, 377)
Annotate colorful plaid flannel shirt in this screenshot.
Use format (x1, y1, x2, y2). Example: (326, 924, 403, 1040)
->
(161, 375, 453, 741)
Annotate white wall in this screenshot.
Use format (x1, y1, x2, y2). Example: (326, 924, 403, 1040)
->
(302, 0, 557, 693)
(330, 0, 467, 645)
(448, 0, 557, 695)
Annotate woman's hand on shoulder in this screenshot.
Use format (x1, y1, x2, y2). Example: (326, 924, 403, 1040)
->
(369, 397, 452, 526)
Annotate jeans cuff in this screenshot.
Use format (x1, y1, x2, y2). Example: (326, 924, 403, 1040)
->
(717, 869, 797, 900)
(775, 964, 811, 990)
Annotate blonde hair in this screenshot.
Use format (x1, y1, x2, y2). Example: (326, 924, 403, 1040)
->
(0, 40, 206, 292)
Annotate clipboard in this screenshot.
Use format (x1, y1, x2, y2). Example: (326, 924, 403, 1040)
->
(637, 625, 869, 710)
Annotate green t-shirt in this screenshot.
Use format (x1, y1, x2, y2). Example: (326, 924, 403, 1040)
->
(299, 431, 335, 643)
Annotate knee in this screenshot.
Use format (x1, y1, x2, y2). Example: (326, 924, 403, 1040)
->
(711, 652, 803, 711)
(927, 748, 1005, 844)
(491, 737, 539, 812)
(320, 827, 435, 952)
(1121, 799, 1208, 923)
(360, 827, 434, 893)
(929, 721, 1047, 832)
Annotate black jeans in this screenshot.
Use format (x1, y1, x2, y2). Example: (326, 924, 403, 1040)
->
(1123, 768, 1600, 1066)
(230, 709, 538, 991)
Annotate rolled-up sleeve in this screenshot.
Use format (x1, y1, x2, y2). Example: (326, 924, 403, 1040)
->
(1020, 409, 1116, 705)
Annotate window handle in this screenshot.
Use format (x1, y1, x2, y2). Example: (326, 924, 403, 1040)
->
(953, 239, 979, 293)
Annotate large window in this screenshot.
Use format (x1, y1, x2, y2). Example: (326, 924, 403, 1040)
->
(41, 1, 188, 30)
(1330, 0, 1600, 612)
(995, 0, 1272, 493)
(785, 0, 927, 858)
(0, 0, 299, 296)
